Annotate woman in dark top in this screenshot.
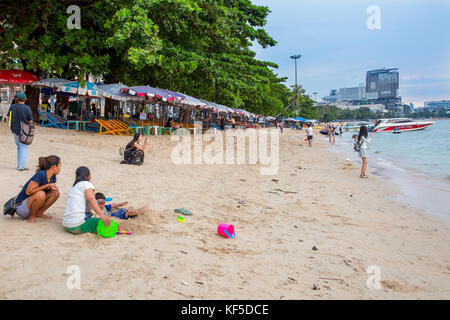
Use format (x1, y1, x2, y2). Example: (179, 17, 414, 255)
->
(15, 155, 61, 223)
(121, 133, 148, 165)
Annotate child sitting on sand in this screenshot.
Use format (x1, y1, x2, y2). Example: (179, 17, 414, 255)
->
(94, 192, 148, 220)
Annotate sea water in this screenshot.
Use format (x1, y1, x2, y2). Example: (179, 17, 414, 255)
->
(330, 120, 450, 218)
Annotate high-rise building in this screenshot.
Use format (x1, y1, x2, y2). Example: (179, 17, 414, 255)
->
(424, 100, 450, 110)
(323, 89, 339, 103)
(366, 68, 399, 100)
(338, 83, 366, 101)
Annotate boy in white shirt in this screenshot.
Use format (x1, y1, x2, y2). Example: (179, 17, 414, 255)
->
(306, 124, 314, 147)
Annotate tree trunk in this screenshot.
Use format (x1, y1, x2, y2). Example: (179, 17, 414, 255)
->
(25, 85, 40, 121)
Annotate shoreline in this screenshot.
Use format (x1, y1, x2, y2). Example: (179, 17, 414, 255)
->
(0, 124, 449, 299)
(328, 131, 450, 218)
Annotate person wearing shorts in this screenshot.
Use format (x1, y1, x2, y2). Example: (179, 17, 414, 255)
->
(306, 124, 314, 147)
(358, 126, 373, 178)
(14, 155, 61, 223)
(230, 117, 236, 130)
(95, 192, 147, 220)
(62, 166, 112, 235)
(64, 213, 101, 235)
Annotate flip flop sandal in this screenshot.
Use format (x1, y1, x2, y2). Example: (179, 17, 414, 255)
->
(174, 208, 193, 216)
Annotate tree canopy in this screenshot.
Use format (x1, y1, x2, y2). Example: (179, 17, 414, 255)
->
(0, 0, 291, 115)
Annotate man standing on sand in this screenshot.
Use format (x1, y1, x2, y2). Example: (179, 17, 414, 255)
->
(306, 124, 314, 147)
(8, 92, 33, 171)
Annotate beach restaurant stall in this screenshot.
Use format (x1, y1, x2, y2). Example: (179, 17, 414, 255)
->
(97, 83, 145, 120)
(32, 78, 101, 121)
(0, 69, 40, 121)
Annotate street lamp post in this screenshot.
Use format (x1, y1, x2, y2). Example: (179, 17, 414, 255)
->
(290, 54, 301, 88)
(290, 54, 301, 115)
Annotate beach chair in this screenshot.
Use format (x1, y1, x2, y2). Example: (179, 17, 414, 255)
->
(49, 112, 70, 127)
(39, 111, 67, 129)
(110, 120, 134, 135)
(95, 119, 130, 135)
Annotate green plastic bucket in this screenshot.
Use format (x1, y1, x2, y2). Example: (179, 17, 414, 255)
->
(97, 220, 119, 238)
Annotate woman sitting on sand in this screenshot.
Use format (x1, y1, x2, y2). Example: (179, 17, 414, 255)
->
(358, 125, 373, 178)
(13, 156, 61, 223)
(62, 166, 113, 235)
(121, 133, 148, 166)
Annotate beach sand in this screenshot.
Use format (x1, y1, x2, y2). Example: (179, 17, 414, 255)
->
(0, 123, 449, 299)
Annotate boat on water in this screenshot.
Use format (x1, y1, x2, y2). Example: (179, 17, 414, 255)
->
(372, 118, 434, 133)
(343, 121, 373, 132)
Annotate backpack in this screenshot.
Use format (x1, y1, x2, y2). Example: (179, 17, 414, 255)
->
(3, 195, 23, 218)
(19, 121, 35, 145)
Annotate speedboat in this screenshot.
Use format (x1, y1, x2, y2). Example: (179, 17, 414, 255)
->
(343, 121, 374, 132)
(372, 118, 434, 133)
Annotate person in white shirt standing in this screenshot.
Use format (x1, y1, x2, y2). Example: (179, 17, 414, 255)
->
(306, 124, 314, 147)
(139, 109, 147, 123)
(62, 166, 112, 235)
(358, 125, 373, 178)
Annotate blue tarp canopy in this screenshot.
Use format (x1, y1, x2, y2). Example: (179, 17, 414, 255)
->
(294, 117, 307, 122)
(40, 88, 77, 97)
(58, 81, 98, 97)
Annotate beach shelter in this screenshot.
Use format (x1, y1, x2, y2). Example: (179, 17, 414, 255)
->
(31, 78, 71, 88)
(58, 80, 98, 97)
(294, 116, 307, 122)
(156, 88, 186, 102)
(97, 84, 144, 101)
(0, 69, 40, 84)
(123, 86, 172, 101)
(180, 94, 208, 108)
(0, 70, 41, 121)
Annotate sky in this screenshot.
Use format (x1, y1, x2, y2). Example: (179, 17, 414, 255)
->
(251, 0, 450, 107)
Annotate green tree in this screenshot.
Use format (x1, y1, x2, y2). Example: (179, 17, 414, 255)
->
(0, 0, 289, 115)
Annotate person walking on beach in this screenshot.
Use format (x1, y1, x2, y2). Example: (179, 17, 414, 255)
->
(8, 92, 33, 171)
(230, 117, 236, 131)
(13, 156, 61, 223)
(328, 126, 336, 145)
(306, 124, 314, 147)
(358, 125, 373, 178)
(279, 121, 284, 134)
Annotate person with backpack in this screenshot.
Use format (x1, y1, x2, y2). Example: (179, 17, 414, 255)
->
(8, 92, 33, 171)
(358, 125, 373, 178)
(12, 156, 61, 223)
(121, 133, 148, 165)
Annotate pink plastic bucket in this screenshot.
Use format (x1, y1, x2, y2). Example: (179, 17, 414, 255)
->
(217, 223, 235, 238)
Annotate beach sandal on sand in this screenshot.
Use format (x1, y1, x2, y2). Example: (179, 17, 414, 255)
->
(174, 208, 193, 216)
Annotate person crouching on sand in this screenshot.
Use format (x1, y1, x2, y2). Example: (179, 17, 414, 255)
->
(358, 125, 373, 178)
(121, 133, 147, 165)
(94, 192, 149, 220)
(62, 166, 114, 235)
(14, 156, 61, 223)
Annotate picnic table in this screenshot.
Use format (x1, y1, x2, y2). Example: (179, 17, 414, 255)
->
(67, 120, 91, 131)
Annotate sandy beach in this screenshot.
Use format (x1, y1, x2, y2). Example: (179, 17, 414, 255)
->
(0, 123, 449, 299)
